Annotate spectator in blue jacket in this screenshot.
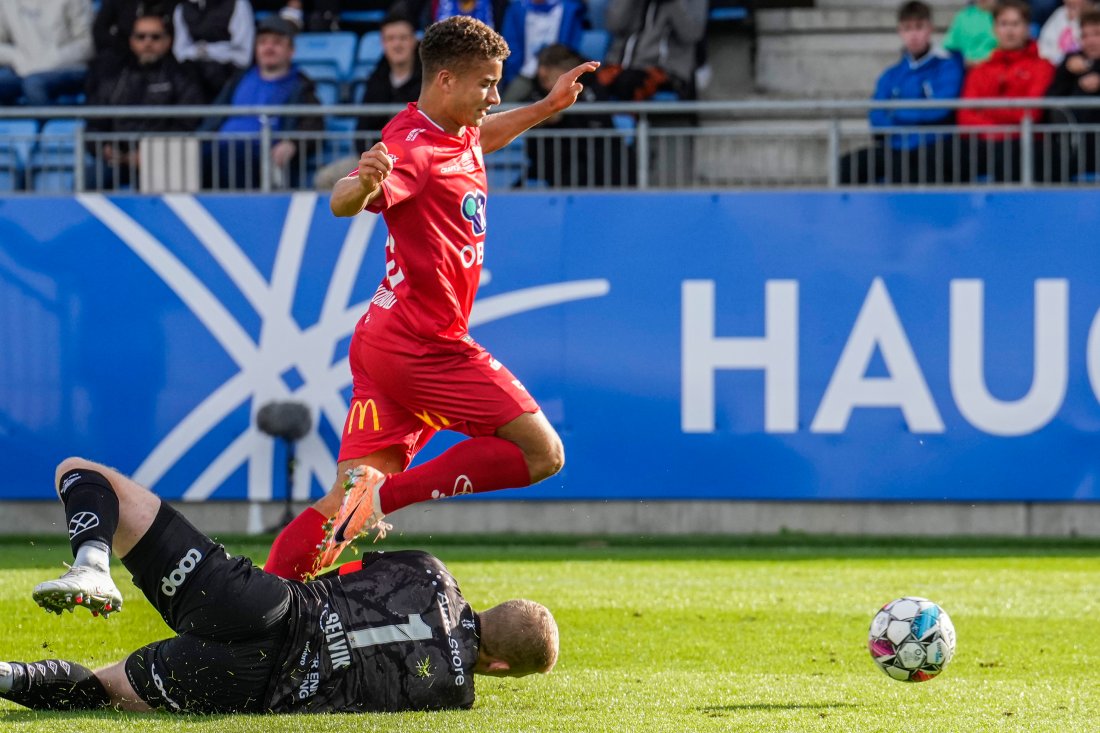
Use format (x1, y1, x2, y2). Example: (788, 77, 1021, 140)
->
(500, 0, 586, 100)
(840, 0, 965, 185)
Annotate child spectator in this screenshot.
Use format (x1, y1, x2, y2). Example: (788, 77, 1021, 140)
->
(943, 0, 998, 65)
(959, 0, 1055, 180)
(840, 1, 964, 185)
(1038, 0, 1093, 65)
(1045, 8, 1100, 178)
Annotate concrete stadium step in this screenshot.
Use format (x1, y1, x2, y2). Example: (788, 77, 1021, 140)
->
(755, 2, 965, 96)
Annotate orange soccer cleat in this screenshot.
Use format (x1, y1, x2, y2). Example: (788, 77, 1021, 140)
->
(316, 465, 391, 572)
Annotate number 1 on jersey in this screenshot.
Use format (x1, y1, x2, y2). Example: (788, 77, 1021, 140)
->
(346, 614, 433, 650)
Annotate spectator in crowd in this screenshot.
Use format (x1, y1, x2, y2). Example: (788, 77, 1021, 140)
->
(173, 0, 255, 100)
(431, 0, 507, 29)
(85, 11, 205, 190)
(251, 0, 343, 31)
(840, 1, 965, 185)
(0, 0, 94, 106)
(500, 0, 586, 101)
(314, 10, 422, 189)
(958, 0, 1055, 181)
(943, 0, 998, 66)
(93, 1, 182, 77)
(199, 15, 322, 188)
(598, 0, 707, 100)
(1038, 0, 1094, 64)
(522, 43, 631, 187)
(1045, 8, 1100, 178)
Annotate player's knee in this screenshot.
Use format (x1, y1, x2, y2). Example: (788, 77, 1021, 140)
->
(528, 435, 565, 483)
(54, 456, 95, 495)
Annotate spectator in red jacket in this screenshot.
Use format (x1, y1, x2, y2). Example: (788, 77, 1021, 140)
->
(958, 0, 1056, 180)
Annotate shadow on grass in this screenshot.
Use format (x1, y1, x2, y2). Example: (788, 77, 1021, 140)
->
(0, 709, 233, 722)
(701, 703, 861, 713)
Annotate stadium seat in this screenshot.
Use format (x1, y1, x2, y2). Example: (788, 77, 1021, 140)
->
(585, 0, 608, 29)
(486, 139, 526, 189)
(324, 116, 358, 161)
(293, 32, 359, 79)
(578, 29, 611, 63)
(353, 31, 384, 79)
(296, 62, 344, 105)
(0, 119, 38, 191)
(31, 119, 84, 193)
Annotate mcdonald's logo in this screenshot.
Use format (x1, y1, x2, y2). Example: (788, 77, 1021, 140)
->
(347, 399, 381, 433)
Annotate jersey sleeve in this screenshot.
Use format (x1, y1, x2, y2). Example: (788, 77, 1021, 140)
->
(364, 138, 432, 213)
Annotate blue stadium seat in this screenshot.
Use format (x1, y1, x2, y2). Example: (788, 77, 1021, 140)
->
(486, 139, 526, 189)
(297, 62, 344, 105)
(585, 0, 609, 29)
(352, 31, 383, 79)
(293, 32, 359, 79)
(578, 29, 610, 63)
(0, 119, 38, 191)
(31, 119, 83, 193)
(324, 116, 358, 161)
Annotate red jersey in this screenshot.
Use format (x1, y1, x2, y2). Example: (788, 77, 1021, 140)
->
(354, 103, 488, 355)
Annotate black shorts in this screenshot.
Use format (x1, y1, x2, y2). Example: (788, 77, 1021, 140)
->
(121, 503, 292, 713)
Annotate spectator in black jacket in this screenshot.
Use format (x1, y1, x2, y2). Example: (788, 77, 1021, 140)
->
(92, 0, 182, 77)
(1046, 8, 1100, 179)
(199, 15, 323, 189)
(85, 10, 205, 190)
(313, 10, 421, 189)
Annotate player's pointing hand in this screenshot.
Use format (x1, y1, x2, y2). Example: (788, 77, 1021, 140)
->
(546, 61, 600, 113)
(358, 141, 393, 194)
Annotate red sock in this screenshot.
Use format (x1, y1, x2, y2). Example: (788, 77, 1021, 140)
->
(379, 437, 532, 514)
(264, 507, 326, 581)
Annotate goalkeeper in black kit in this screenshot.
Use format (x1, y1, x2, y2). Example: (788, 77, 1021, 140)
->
(0, 457, 558, 714)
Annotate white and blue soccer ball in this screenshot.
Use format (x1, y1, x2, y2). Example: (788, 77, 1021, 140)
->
(868, 597, 956, 682)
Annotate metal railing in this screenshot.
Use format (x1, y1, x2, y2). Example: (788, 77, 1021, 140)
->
(2, 98, 1100, 193)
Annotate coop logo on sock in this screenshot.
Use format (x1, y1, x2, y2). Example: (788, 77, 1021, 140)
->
(68, 512, 100, 540)
(60, 473, 82, 496)
(59, 661, 70, 674)
(46, 661, 57, 674)
(160, 548, 203, 597)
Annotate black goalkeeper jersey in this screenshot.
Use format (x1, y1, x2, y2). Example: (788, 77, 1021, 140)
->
(265, 550, 479, 713)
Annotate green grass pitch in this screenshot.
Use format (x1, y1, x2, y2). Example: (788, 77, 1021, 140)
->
(1, 533, 1099, 732)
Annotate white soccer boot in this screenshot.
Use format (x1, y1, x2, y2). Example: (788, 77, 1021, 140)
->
(32, 563, 123, 618)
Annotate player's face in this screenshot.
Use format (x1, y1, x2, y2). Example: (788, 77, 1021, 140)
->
(445, 58, 503, 128)
(897, 19, 933, 57)
(994, 9, 1029, 51)
(130, 18, 171, 65)
(1082, 23, 1100, 59)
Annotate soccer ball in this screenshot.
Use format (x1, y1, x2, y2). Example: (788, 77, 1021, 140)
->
(868, 597, 956, 682)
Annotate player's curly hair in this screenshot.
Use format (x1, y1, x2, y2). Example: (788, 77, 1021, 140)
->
(419, 15, 510, 78)
(479, 599, 559, 675)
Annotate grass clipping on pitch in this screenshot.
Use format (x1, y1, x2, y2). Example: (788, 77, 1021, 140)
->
(1, 535, 1098, 732)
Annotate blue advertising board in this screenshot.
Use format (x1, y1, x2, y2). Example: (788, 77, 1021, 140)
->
(1, 192, 1099, 502)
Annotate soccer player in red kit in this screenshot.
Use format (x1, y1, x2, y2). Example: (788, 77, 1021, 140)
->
(287, 16, 599, 569)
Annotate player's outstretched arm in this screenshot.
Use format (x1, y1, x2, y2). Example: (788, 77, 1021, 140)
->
(330, 142, 393, 217)
(480, 61, 600, 154)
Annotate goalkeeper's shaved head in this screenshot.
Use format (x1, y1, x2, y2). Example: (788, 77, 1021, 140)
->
(477, 599, 559, 676)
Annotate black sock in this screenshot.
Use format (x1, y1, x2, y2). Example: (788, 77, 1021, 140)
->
(58, 469, 119, 558)
(0, 660, 110, 710)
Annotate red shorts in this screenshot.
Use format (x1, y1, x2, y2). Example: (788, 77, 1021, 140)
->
(338, 330, 540, 467)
